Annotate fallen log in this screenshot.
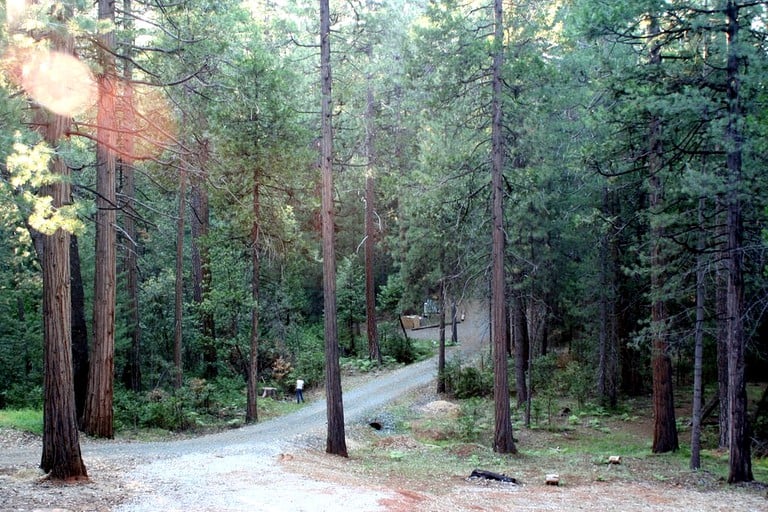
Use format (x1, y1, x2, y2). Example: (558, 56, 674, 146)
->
(469, 469, 518, 484)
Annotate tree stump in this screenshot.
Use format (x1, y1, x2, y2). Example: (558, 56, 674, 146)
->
(261, 387, 277, 398)
(545, 474, 560, 486)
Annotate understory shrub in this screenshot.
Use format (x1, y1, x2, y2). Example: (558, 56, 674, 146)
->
(2, 383, 43, 409)
(285, 324, 325, 388)
(379, 322, 417, 364)
(458, 397, 488, 442)
(443, 357, 493, 399)
(114, 376, 247, 432)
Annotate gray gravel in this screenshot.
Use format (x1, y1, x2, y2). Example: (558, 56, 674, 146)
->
(0, 305, 489, 512)
(111, 315, 485, 512)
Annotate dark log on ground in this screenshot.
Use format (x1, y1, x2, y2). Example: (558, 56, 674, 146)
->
(469, 469, 518, 484)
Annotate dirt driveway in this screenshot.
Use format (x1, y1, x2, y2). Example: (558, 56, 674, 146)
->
(1, 302, 766, 511)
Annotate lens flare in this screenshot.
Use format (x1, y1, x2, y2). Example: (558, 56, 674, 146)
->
(6, 0, 26, 26)
(20, 49, 97, 117)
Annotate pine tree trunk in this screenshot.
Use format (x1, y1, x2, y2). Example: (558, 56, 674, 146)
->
(191, 160, 216, 378)
(648, 15, 678, 454)
(437, 280, 446, 394)
(246, 178, 260, 424)
(597, 186, 619, 409)
(724, 0, 752, 483)
(83, 0, 117, 438)
(120, 152, 142, 391)
(716, 260, 729, 448)
(451, 300, 458, 345)
(40, 155, 88, 479)
(490, 0, 515, 455)
(691, 198, 706, 470)
(364, 77, 381, 365)
(513, 293, 529, 409)
(320, 0, 347, 458)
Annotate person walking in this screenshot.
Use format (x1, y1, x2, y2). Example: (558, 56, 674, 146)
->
(295, 378, 304, 403)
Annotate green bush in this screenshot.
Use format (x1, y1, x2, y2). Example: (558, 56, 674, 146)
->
(2, 383, 43, 409)
(377, 274, 405, 314)
(114, 377, 248, 433)
(379, 322, 417, 364)
(443, 358, 493, 399)
(458, 398, 487, 442)
(141, 392, 189, 431)
(285, 324, 325, 387)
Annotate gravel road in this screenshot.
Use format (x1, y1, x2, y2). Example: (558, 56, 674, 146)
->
(7, 306, 762, 511)
(0, 304, 488, 512)
(110, 311, 488, 512)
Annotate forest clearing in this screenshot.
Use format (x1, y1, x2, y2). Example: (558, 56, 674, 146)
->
(1, 310, 767, 511)
(2, 380, 768, 511)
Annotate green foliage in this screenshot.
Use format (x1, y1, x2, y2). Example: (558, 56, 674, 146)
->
(114, 376, 246, 432)
(530, 353, 595, 425)
(442, 357, 493, 399)
(341, 355, 397, 373)
(1, 383, 43, 410)
(458, 397, 488, 442)
(378, 322, 432, 364)
(0, 408, 43, 435)
(285, 323, 325, 388)
(377, 274, 405, 315)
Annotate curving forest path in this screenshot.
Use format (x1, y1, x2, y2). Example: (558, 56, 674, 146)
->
(2, 303, 765, 511)
(1, 303, 490, 512)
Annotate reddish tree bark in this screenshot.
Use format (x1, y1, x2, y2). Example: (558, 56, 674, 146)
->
(38, 2, 87, 479)
(320, 0, 347, 458)
(83, 0, 118, 439)
(648, 15, 678, 454)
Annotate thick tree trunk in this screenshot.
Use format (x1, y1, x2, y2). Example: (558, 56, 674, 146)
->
(41, 193, 87, 479)
(246, 178, 260, 424)
(83, 0, 117, 438)
(40, 157, 88, 479)
(38, 3, 86, 478)
(490, 0, 515, 455)
(320, 0, 347, 458)
(648, 15, 678, 454)
(724, 0, 752, 483)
